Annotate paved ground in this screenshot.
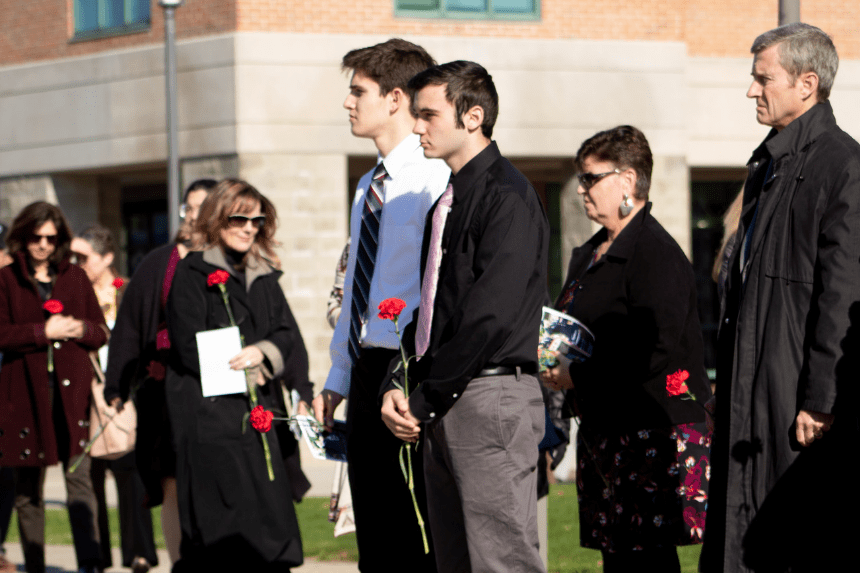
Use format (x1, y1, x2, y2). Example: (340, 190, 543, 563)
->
(2, 544, 359, 572)
(6, 439, 358, 572)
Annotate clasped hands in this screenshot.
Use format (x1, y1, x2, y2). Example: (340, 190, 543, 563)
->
(45, 314, 85, 341)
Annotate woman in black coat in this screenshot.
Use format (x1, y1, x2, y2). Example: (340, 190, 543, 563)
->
(541, 127, 712, 573)
(166, 179, 303, 571)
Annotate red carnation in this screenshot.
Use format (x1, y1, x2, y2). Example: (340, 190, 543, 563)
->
(146, 360, 166, 381)
(207, 269, 230, 287)
(250, 405, 274, 433)
(378, 298, 407, 321)
(112, 277, 124, 290)
(43, 299, 64, 314)
(666, 369, 690, 396)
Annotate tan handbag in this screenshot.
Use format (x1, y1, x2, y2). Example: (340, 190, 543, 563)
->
(88, 353, 136, 460)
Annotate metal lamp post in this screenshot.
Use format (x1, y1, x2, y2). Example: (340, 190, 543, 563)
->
(160, 0, 184, 240)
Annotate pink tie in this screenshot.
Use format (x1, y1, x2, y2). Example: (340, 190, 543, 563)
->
(415, 183, 454, 359)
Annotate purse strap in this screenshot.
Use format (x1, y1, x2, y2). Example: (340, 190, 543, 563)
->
(89, 351, 106, 385)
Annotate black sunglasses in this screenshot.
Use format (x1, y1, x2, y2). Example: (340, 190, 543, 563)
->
(227, 215, 266, 229)
(29, 233, 58, 245)
(576, 169, 621, 191)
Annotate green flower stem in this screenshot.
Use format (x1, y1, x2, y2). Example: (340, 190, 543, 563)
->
(47, 345, 54, 373)
(392, 316, 429, 554)
(221, 283, 275, 481)
(68, 413, 114, 473)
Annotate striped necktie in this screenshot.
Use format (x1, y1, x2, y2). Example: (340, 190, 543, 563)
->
(348, 162, 387, 364)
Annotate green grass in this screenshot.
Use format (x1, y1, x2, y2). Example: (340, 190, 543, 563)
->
(7, 485, 701, 571)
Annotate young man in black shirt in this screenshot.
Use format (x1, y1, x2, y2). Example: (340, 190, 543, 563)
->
(381, 61, 549, 573)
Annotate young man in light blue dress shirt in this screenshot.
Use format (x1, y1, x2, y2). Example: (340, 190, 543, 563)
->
(312, 39, 449, 572)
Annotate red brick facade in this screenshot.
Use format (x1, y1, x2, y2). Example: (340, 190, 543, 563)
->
(1, 1, 857, 66)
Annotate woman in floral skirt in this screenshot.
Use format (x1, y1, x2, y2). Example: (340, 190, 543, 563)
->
(541, 126, 712, 572)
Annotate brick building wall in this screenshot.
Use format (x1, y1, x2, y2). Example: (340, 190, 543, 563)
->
(2, 1, 858, 66)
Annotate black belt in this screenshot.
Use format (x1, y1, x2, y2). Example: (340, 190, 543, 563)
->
(475, 364, 537, 378)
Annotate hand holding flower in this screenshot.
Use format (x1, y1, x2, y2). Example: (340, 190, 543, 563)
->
(381, 389, 420, 442)
(45, 314, 84, 340)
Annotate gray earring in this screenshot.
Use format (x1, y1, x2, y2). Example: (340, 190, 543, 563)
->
(619, 194, 634, 217)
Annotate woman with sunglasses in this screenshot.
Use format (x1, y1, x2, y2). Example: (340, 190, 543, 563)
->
(540, 126, 712, 572)
(165, 179, 304, 571)
(0, 201, 107, 573)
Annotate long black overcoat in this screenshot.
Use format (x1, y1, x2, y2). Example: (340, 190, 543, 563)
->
(702, 102, 860, 572)
(165, 247, 303, 568)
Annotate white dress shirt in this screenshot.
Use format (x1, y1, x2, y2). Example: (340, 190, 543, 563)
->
(324, 133, 450, 398)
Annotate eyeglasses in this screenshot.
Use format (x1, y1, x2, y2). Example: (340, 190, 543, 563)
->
(71, 251, 88, 265)
(29, 233, 58, 246)
(576, 169, 621, 191)
(227, 215, 266, 229)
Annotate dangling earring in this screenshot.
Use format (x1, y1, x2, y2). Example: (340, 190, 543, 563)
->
(619, 194, 634, 217)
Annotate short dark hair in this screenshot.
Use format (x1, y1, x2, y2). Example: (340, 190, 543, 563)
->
(752, 23, 838, 102)
(183, 178, 218, 203)
(342, 38, 436, 96)
(6, 201, 74, 264)
(78, 224, 117, 256)
(574, 125, 653, 200)
(408, 61, 499, 138)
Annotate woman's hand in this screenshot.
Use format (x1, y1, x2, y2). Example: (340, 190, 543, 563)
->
(45, 314, 85, 340)
(296, 400, 310, 417)
(540, 351, 574, 391)
(229, 345, 265, 371)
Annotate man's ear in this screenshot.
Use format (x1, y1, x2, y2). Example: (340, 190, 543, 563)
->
(104, 252, 115, 268)
(389, 87, 406, 114)
(462, 105, 484, 133)
(798, 71, 820, 102)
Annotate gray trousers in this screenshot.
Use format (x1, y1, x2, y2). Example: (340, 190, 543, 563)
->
(15, 456, 101, 573)
(423, 372, 546, 573)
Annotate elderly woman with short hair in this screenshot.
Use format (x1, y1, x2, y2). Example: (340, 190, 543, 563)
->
(541, 126, 712, 572)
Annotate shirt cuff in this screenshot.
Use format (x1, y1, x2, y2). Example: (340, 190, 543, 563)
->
(324, 365, 351, 399)
(253, 340, 284, 379)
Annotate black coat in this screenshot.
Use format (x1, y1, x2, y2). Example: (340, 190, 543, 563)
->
(702, 102, 860, 572)
(166, 247, 303, 568)
(559, 204, 711, 433)
(104, 243, 177, 505)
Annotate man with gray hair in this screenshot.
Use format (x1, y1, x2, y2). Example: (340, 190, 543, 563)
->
(702, 23, 860, 571)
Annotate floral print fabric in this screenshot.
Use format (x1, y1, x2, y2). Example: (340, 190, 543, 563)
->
(576, 421, 710, 552)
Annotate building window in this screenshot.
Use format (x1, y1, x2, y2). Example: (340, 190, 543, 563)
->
(395, 0, 540, 21)
(74, 0, 151, 39)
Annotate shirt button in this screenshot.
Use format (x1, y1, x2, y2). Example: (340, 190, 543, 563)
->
(62, 379, 71, 387)
(442, 248, 447, 255)
(429, 412, 436, 418)
(724, 318, 730, 324)
(78, 420, 85, 427)
(79, 440, 87, 447)
(53, 342, 61, 349)
(452, 393, 458, 398)
(19, 427, 30, 438)
(20, 449, 31, 459)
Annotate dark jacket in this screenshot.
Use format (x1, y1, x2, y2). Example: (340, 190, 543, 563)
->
(702, 101, 860, 572)
(166, 247, 303, 567)
(0, 252, 107, 466)
(559, 204, 711, 433)
(385, 142, 550, 422)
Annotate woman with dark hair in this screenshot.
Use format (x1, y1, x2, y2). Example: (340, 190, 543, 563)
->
(541, 126, 712, 572)
(71, 225, 158, 573)
(103, 178, 216, 567)
(0, 201, 106, 573)
(166, 179, 304, 571)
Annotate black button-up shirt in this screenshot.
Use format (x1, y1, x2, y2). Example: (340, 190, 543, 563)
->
(385, 142, 550, 421)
